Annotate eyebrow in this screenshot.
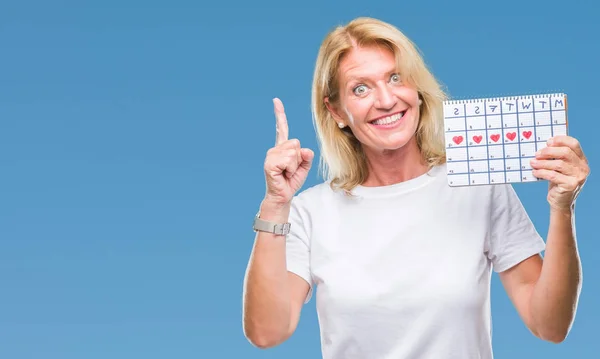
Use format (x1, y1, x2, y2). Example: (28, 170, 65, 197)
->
(345, 69, 398, 85)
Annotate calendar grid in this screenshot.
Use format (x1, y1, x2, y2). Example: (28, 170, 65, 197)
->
(484, 100, 490, 184)
(462, 103, 471, 185)
(532, 99, 538, 154)
(499, 99, 507, 182)
(443, 93, 568, 186)
(549, 99, 554, 138)
(515, 98, 523, 181)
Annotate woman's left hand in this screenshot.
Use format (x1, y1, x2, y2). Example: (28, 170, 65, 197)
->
(530, 135, 590, 212)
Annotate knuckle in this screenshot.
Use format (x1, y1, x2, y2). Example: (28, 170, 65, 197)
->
(287, 152, 298, 163)
(281, 153, 291, 163)
(557, 148, 567, 158)
(577, 169, 588, 182)
(569, 178, 579, 189)
(583, 164, 591, 175)
(556, 185, 567, 194)
(281, 139, 299, 149)
(264, 159, 273, 171)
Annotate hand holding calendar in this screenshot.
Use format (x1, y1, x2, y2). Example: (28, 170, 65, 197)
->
(443, 93, 590, 210)
(530, 135, 589, 212)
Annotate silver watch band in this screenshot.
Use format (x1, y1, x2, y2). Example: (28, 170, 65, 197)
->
(253, 213, 291, 236)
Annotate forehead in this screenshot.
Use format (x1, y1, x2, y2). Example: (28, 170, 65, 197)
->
(338, 44, 397, 81)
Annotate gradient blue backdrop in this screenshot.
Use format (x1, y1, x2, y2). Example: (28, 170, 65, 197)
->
(1, 1, 598, 358)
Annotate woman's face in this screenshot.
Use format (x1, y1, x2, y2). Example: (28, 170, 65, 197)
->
(326, 44, 421, 155)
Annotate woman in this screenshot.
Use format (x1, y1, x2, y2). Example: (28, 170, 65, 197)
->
(242, 17, 589, 359)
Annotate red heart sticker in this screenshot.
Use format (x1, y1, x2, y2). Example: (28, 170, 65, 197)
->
(473, 135, 483, 144)
(452, 136, 463, 145)
(506, 132, 516, 141)
(522, 131, 532, 139)
(490, 134, 500, 142)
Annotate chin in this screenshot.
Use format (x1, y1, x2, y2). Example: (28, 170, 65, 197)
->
(369, 135, 416, 154)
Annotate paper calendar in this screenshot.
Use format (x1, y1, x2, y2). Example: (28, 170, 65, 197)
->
(443, 93, 568, 187)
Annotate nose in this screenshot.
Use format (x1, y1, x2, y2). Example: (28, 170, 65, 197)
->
(374, 84, 397, 110)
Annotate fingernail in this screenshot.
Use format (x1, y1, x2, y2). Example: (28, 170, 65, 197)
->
(547, 137, 553, 145)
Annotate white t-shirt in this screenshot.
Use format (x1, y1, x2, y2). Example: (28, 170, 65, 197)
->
(286, 163, 545, 359)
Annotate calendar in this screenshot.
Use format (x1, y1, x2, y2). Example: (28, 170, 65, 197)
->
(443, 93, 568, 187)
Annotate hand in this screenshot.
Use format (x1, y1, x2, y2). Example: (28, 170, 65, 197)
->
(530, 135, 590, 212)
(263, 98, 314, 207)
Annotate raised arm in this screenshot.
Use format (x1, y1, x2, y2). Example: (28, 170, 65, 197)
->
(500, 135, 589, 343)
(242, 98, 314, 348)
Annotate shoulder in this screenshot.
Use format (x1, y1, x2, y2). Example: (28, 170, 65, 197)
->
(287, 181, 337, 238)
(289, 180, 353, 225)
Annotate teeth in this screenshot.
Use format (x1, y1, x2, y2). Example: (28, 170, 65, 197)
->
(372, 112, 404, 125)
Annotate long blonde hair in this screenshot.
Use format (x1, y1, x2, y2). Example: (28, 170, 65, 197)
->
(311, 17, 448, 192)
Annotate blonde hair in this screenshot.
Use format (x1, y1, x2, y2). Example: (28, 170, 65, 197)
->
(311, 17, 448, 193)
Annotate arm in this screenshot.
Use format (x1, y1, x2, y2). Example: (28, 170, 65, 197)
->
(500, 135, 589, 343)
(500, 207, 581, 343)
(243, 200, 310, 348)
(242, 98, 315, 348)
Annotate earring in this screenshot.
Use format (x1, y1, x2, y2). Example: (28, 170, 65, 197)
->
(338, 123, 345, 128)
(418, 99, 423, 106)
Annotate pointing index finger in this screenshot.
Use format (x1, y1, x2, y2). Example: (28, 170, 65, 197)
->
(273, 98, 289, 145)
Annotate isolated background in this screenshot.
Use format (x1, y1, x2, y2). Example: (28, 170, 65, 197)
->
(1, 1, 598, 358)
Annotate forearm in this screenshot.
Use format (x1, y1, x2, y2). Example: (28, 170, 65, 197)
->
(243, 200, 292, 347)
(530, 207, 582, 342)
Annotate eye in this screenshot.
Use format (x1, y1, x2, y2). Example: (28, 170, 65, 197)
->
(390, 73, 401, 83)
(353, 85, 368, 96)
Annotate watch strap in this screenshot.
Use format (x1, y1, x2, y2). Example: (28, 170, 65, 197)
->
(253, 214, 291, 236)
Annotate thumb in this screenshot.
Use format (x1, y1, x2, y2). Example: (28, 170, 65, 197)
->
(301, 148, 314, 163)
(299, 148, 314, 170)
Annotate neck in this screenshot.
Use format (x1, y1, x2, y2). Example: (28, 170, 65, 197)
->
(361, 137, 429, 187)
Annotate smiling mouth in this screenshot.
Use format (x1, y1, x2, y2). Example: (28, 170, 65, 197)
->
(369, 111, 406, 125)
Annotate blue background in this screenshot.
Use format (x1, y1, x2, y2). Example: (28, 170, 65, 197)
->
(1, 1, 598, 358)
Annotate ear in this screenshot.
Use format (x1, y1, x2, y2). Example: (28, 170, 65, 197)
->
(324, 97, 346, 126)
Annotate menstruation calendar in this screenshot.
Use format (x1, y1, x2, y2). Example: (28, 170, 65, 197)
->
(443, 93, 568, 186)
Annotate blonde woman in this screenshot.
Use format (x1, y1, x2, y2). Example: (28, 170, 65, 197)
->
(243, 17, 589, 359)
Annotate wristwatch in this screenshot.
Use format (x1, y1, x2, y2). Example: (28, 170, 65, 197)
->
(253, 212, 291, 236)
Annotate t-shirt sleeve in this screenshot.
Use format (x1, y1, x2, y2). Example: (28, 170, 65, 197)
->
(486, 184, 546, 273)
(286, 195, 313, 303)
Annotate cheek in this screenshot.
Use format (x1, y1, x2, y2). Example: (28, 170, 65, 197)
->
(398, 88, 420, 106)
(343, 101, 371, 126)
(343, 107, 355, 125)
(343, 103, 367, 126)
